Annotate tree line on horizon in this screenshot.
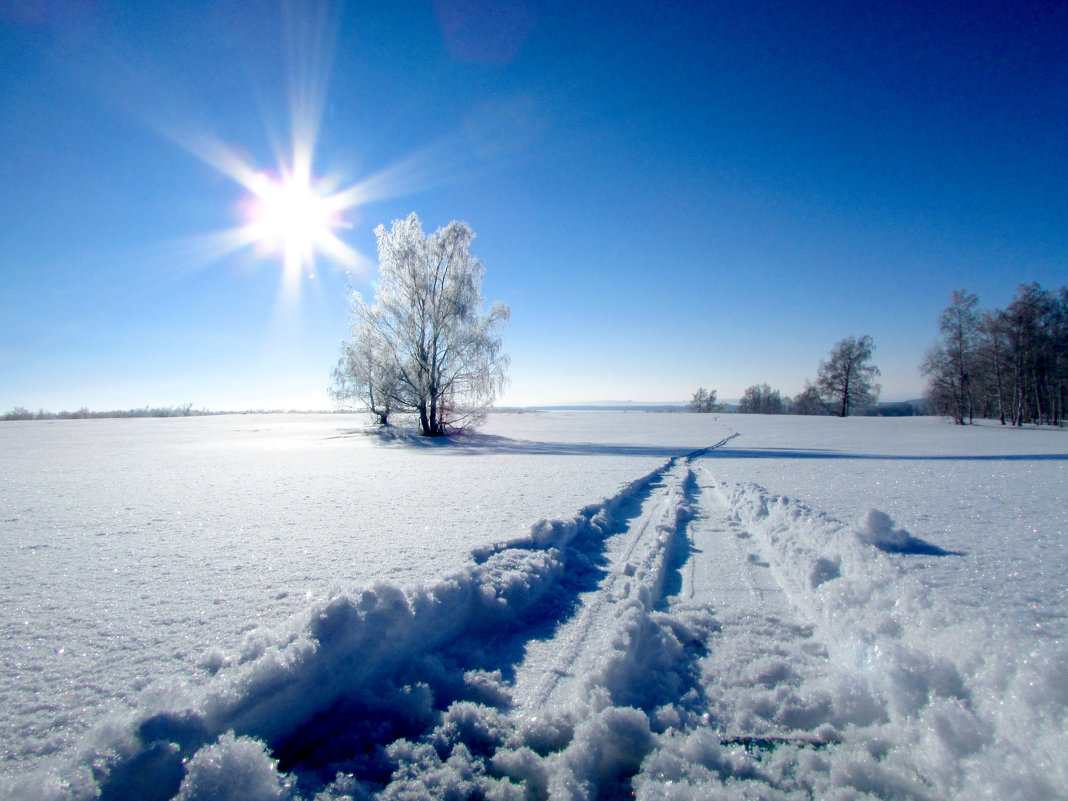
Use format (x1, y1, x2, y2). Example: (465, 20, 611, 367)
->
(1, 403, 205, 421)
(691, 281, 1065, 425)
(691, 334, 885, 417)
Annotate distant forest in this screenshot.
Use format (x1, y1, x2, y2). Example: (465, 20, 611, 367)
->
(0, 405, 342, 421)
(2, 404, 208, 421)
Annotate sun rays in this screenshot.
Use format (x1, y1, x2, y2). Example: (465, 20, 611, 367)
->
(80, 2, 487, 307)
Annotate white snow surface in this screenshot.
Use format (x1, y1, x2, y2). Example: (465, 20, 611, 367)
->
(1, 412, 1065, 800)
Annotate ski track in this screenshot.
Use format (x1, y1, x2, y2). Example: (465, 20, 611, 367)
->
(511, 459, 695, 717)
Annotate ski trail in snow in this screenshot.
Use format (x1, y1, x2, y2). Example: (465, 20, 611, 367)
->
(675, 465, 788, 616)
(681, 462, 840, 744)
(510, 459, 693, 718)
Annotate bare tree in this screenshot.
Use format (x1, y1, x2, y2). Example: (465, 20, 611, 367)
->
(816, 336, 881, 417)
(919, 283, 1066, 427)
(1004, 283, 1059, 426)
(922, 290, 980, 424)
(791, 382, 826, 415)
(331, 213, 509, 436)
(688, 387, 718, 413)
(738, 383, 785, 414)
(976, 309, 1009, 424)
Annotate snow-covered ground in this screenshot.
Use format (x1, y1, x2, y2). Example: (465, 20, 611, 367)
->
(1, 412, 1064, 800)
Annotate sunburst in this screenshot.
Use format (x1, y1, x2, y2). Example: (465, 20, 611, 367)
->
(243, 166, 342, 280)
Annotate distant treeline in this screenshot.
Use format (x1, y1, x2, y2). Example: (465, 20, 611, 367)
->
(2, 404, 208, 421)
(0, 405, 349, 421)
(696, 281, 1066, 425)
(727, 388, 927, 417)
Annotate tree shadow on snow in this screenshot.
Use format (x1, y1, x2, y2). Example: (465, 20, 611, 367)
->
(331, 429, 1068, 462)
(332, 427, 708, 458)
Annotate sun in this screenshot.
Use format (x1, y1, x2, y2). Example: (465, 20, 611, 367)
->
(245, 170, 339, 276)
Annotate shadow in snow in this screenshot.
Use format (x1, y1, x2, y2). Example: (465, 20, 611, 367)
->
(710, 447, 1068, 462)
(874, 536, 966, 557)
(657, 467, 700, 609)
(330, 428, 1067, 462)
(331, 427, 712, 459)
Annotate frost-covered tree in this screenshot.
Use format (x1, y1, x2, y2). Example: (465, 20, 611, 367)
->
(332, 317, 398, 426)
(816, 335, 881, 417)
(688, 387, 718, 413)
(922, 290, 980, 424)
(331, 213, 509, 436)
(738, 383, 785, 414)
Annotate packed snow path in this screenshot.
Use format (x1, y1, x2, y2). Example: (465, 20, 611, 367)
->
(676, 466, 842, 748)
(511, 459, 697, 717)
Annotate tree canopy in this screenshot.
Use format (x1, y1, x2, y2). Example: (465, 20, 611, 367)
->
(738, 384, 786, 414)
(688, 387, 718, 413)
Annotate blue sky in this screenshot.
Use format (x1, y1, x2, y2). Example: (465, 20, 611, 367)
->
(1, 0, 1065, 411)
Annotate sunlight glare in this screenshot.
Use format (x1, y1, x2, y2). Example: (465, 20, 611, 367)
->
(248, 171, 334, 266)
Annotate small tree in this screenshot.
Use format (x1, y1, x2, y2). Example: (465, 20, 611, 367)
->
(688, 387, 718, 413)
(922, 290, 980, 424)
(331, 213, 509, 436)
(791, 382, 826, 415)
(816, 335, 881, 417)
(332, 321, 397, 426)
(738, 383, 785, 414)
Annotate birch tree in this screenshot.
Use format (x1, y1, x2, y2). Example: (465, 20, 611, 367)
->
(816, 336, 881, 417)
(920, 283, 1066, 426)
(331, 213, 509, 436)
(688, 387, 718, 413)
(922, 290, 980, 424)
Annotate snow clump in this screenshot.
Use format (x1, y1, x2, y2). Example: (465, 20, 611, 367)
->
(856, 508, 911, 550)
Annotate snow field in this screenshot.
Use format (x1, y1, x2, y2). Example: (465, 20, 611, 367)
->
(4, 454, 711, 800)
(2, 412, 712, 777)
(1, 414, 1064, 800)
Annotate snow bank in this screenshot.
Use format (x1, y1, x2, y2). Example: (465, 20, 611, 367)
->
(697, 477, 1068, 800)
(1, 412, 730, 781)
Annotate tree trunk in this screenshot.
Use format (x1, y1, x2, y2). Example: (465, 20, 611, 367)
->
(994, 349, 1006, 425)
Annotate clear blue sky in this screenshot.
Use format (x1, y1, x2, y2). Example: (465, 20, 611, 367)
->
(1, 0, 1065, 411)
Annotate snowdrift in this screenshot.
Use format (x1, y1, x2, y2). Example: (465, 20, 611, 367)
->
(690, 476, 1068, 800)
